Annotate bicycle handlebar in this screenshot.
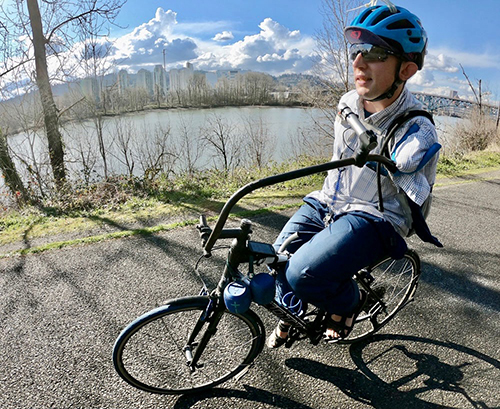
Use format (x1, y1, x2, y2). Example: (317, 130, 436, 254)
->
(200, 105, 397, 256)
(338, 102, 378, 167)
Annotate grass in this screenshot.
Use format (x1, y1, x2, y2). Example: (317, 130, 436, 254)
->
(436, 151, 500, 176)
(1, 151, 499, 256)
(0, 157, 323, 250)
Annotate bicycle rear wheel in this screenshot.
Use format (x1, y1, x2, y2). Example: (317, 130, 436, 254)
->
(340, 250, 421, 343)
(113, 296, 265, 394)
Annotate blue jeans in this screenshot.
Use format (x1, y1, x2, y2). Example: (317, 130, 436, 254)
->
(273, 197, 407, 315)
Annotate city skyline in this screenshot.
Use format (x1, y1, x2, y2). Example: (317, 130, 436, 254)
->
(78, 62, 250, 101)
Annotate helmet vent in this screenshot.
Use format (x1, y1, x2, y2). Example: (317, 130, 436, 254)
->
(358, 8, 375, 24)
(387, 19, 416, 30)
(371, 10, 395, 26)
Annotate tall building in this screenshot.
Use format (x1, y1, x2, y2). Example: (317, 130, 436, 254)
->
(153, 65, 168, 97)
(169, 69, 180, 93)
(136, 69, 153, 96)
(217, 69, 241, 81)
(117, 69, 129, 95)
(169, 62, 194, 92)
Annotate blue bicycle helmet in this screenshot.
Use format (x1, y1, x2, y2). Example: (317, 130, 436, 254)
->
(345, 5, 427, 70)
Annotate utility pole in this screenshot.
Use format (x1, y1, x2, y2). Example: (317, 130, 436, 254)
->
(163, 49, 166, 70)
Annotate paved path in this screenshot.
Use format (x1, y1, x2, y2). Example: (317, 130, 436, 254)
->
(0, 172, 499, 408)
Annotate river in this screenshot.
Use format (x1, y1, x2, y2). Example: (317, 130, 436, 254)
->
(1, 106, 462, 197)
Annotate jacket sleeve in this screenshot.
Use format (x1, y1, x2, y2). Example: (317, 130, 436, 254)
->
(390, 120, 440, 175)
(390, 118, 441, 206)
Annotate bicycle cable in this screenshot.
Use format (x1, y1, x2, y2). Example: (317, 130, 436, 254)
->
(194, 245, 230, 293)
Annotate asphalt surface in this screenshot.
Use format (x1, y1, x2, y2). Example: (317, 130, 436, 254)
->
(1, 172, 499, 409)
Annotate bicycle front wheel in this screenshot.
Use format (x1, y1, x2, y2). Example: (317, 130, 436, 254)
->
(113, 296, 265, 394)
(341, 250, 421, 343)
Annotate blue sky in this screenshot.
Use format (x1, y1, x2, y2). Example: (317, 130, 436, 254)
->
(84, 0, 500, 103)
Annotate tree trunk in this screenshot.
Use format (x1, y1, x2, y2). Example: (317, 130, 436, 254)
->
(0, 128, 30, 204)
(26, 0, 67, 189)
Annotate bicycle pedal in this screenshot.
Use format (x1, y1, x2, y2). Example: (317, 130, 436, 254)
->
(357, 268, 375, 284)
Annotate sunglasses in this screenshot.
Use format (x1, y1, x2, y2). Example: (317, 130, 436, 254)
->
(349, 44, 397, 62)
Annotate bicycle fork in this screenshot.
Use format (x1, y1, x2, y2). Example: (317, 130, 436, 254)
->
(183, 297, 224, 372)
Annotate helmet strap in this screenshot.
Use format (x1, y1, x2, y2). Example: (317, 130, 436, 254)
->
(364, 60, 404, 102)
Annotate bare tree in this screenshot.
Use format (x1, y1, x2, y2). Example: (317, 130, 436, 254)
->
(136, 122, 177, 182)
(0, 128, 30, 204)
(24, 0, 68, 188)
(77, 26, 117, 179)
(177, 116, 203, 176)
(241, 115, 275, 169)
(201, 113, 242, 173)
(71, 129, 99, 185)
(112, 118, 135, 178)
(243, 72, 275, 105)
(460, 64, 483, 114)
(0, 25, 30, 203)
(0, 85, 55, 201)
(289, 125, 333, 160)
(0, 0, 125, 190)
(315, 0, 362, 93)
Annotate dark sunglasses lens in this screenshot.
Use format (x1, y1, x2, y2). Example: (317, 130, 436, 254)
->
(350, 45, 390, 62)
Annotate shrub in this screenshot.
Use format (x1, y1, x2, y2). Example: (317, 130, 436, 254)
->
(454, 108, 498, 153)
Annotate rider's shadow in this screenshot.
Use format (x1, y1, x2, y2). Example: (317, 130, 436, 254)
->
(286, 357, 409, 408)
(285, 334, 495, 409)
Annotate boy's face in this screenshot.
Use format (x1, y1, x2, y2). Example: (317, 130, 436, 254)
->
(352, 52, 400, 101)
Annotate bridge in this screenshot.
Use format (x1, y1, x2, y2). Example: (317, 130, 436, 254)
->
(412, 91, 499, 118)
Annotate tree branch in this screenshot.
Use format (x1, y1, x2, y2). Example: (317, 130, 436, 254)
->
(0, 58, 34, 78)
(459, 63, 480, 106)
(45, 1, 124, 44)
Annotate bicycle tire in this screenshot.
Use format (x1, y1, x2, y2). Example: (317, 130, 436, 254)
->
(340, 250, 421, 344)
(113, 296, 265, 394)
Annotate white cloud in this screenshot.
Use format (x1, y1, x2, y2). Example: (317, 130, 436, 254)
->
(213, 31, 234, 42)
(409, 69, 435, 87)
(109, 8, 198, 69)
(431, 47, 500, 70)
(108, 10, 316, 75)
(401, 44, 498, 101)
(424, 53, 459, 73)
(191, 17, 315, 74)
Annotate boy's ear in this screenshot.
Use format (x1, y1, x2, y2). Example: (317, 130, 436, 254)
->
(399, 61, 419, 81)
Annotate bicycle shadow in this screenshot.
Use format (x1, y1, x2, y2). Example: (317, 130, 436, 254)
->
(173, 384, 315, 409)
(285, 334, 498, 409)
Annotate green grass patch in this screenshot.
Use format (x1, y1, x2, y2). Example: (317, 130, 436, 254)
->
(437, 151, 500, 176)
(0, 202, 302, 258)
(1, 151, 499, 252)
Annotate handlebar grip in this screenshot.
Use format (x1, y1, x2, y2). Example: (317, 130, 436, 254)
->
(196, 215, 212, 247)
(199, 215, 208, 228)
(338, 103, 378, 167)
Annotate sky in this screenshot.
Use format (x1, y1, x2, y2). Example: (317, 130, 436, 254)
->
(2, 0, 498, 103)
(102, 0, 500, 103)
